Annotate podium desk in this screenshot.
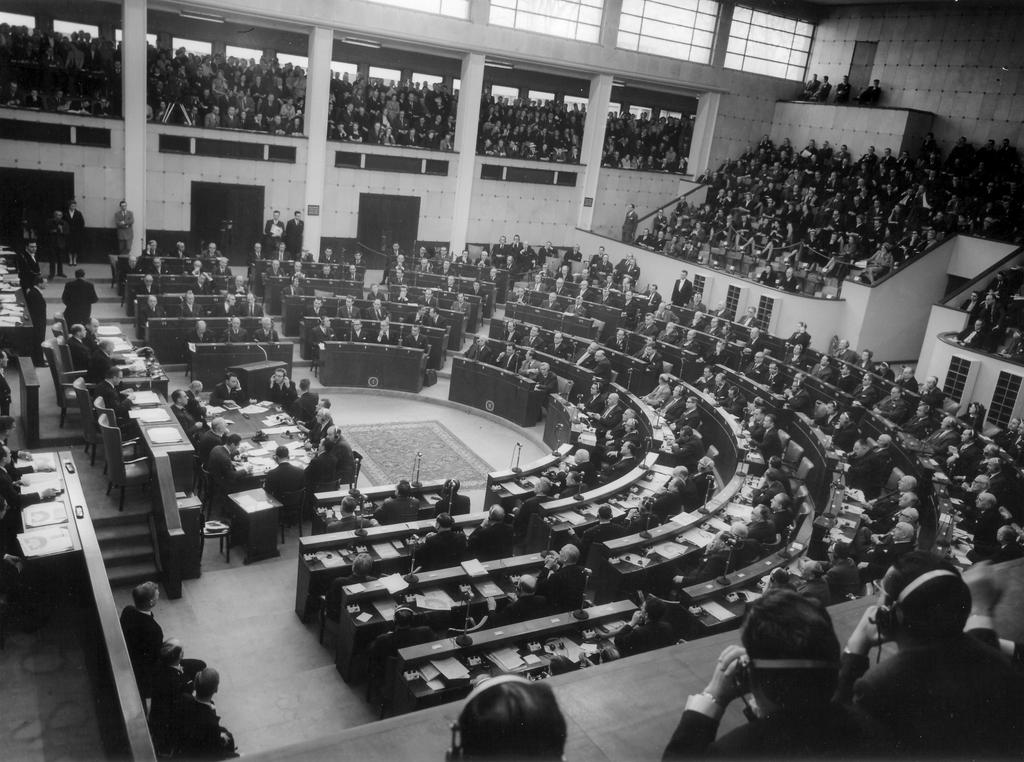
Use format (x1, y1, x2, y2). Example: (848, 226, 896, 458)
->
(318, 343, 427, 392)
(448, 358, 543, 427)
(228, 360, 289, 401)
(189, 343, 293, 389)
(133, 402, 196, 493)
(228, 488, 281, 564)
(391, 600, 636, 715)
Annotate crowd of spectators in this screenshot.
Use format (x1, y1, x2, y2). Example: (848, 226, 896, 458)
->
(602, 110, 692, 172)
(0, 23, 121, 116)
(146, 44, 307, 134)
(632, 132, 1023, 285)
(328, 74, 457, 150)
(477, 96, 584, 162)
(798, 73, 882, 105)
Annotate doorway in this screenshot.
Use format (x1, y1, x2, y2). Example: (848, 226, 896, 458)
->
(848, 41, 878, 95)
(0, 168, 74, 247)
(190, 182, 264, 266)
(357, 194, 421, 255)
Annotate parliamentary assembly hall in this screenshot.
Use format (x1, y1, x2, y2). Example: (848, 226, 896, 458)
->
(2, 0, 1024, 759)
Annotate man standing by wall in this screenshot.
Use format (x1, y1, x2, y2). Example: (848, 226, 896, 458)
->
(62, 269, 98, 328)
(114, 199, 134, 255)
(66, 199, 85, 266)
(46, 210, 68, 279)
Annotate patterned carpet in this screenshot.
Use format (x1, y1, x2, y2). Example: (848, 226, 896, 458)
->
(341, 420, 495, 490)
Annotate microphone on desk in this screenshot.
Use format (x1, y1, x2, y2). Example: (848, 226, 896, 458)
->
(571, 568, 592, 621)
(251, 341, 269, 363)
(552, 424, 564, 457)
(510, 442, 523, 474)
(411, 451, 423, 488)
(627, 367, 634, 393)
(350, 455, 363, 497)
(454, 589, 475, 648)
(404, 540, 420, 586)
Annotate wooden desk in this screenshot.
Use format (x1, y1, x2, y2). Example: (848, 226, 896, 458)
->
(392, 600, 636, 715)
(228, 487, 282, 564)
(318, 342, 428, 392)
(146, 317, 265, 364)
(299, 317, 448, 370)
(333, 553, 546, 683)
(189, 343, 293, 389)
(448, 357, 543, 427)
(132, 399, 196, 493)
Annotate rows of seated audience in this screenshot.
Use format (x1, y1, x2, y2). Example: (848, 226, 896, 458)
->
(955, 264, 1024, 360)
(798, 72, 882, 105)
(146, 43, 307, 133)
(477, 95, 585, 162)
(601, 110, 691, 172)
(629, 133, 1023, 289)
(328, 73, 456, 149)
(0, 23, 121, 116)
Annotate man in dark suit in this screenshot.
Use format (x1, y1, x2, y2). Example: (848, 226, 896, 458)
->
(252, 317, 280, 343)
(467, 506, 514, 562)
(206, 433, 244, 487)
(16, 241, 43, 290)
(414, 512, 467, 572)
(364, 298, 389, 323)
(264, 446, 305, 503)
(294, 378, 319, 425)
(537, 543, 588, 612)
(87, 340, 122, 384)
(234, 293, 263, 319)
(756, 415, 785, 460)
(513, 477, 555, 549)
(433, 478, 471, 517)
(221, 317, 249, 343)
(667, 270, 692, 307)
(284, 210, 304, 255)
(324, 552, 378, 622)
(61, 269, 97, 327)
(375, 318, 397, 345)
(348, 319, 370, 343)
(65, 199, 85, 266)
(118, 581, 163, 699)
(209, 372, 247, 407)
(615, 597, 675, 657)
(577, 504, 626, 560)
(197, 419, 227, 465)
(172, 668, 236, 759)
(337, 296, 359, 320)
(66, 323, 91, 371)
(169, 389, 202, 441)
(374, 480, 421, 525)
(491, 574, 550, 625)
(189, 319, 215, 344)
(402, 324, 429, 353)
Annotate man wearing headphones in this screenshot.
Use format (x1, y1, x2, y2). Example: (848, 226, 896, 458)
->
(663, 589, 885, 757)
(434, 478, 470, 517)
(837, 551, 1024, 755)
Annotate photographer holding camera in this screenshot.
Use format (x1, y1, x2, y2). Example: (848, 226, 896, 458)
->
(663, 590, 886, 758)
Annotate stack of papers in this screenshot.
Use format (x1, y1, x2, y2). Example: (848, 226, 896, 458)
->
(147, 427, 183, 444)
(702, 601, 739, 621)
(22, 501, 68, 528)
(651, 541, 686, 560)
(431, 657, 470, 681)
(681, 528, 717, 548)
(130, 391, 161, 406)
(234, 493, 274, 511)
(373, 598, 398, 621)
(97, 326, 123, 336)
(240, 403, 268, 414)
(373, 542, 400, 560)
(21, 472, 62, 493)
(380, 573, 408, 594)
(488, 647, 525, 671)
(129, 408, 170, 422)
(461, 559, 488, 577)
(18, 526, 74, 556)
(415, 589, 456, 611)
(474, 579, 503, 598)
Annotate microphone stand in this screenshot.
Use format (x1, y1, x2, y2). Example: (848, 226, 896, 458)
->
(353, 492, 368, 537)
(454, 590, 475, 647)
(510, 442, 523, 474)
(552, 423, 564, 456)
(350, 455, 362, 496)
(716, 541, 737, 586)
(411, 451, 423, 488)
(627, 367, 634, 393)
(571, 569, 590, 621)
(404, 540, 419, 585)
(639, 511, 653, 540)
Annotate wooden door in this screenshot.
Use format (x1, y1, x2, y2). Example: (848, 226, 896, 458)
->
(190, 182, 265, 267)
(357, 194, 421, 255)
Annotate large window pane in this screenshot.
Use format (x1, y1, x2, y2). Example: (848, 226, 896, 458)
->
(226, 45, 262, 62)
(0, 11, 34, 29)
(364, 0, 469, 18)
(490, 84, 521, 100)
(724, 4, 814, 81)
(172, 37, 212, 56)
(368, 66, 401, 83)
(53, 20, 98, 37)
(331, 61, 358, 79)
(489, 0, 604, 43)
(277, 53, 308, 69)
(616, 0, 719, 64)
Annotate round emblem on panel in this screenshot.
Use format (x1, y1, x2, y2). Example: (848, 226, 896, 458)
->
(367, 376, 380, 388)
(485, 400, 495, 412)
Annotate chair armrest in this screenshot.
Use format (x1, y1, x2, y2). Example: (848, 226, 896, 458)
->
(61, 370, 88, 379)
(122, 438, 141, 446)
(124, 456, 150, 465)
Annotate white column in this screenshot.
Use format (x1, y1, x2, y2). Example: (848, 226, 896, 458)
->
(448, 52, 485, 254)
(302, 26, 333, 261)
(122, 0, 147, 254)
(575, 73, 613, 231)
(688, 92, 721, 177)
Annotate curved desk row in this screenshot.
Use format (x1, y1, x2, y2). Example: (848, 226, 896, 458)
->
(318, 342, 428, 392)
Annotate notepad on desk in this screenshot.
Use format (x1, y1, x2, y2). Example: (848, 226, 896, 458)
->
(461, 558, 488, 577)
(380, 573, 408, 594)
(18, 526, 73, 557)
(474, 579, 504, 598)
(652, 541, 686, 560)
(129, 408, 170, 422)
(373, 542, 400, 560)
(702, 601, 738, 622)
(22, 501, 68, 528)
(415, 589, 456, 611)
(431, 657, 470, 682)
(488, 646, 524, 671)
(129, 391, 161, 406)
(240, 404, 268, 414)
(373, 598, 398, 621)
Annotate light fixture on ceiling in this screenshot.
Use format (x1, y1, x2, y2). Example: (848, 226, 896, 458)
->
(342, 36, 381, 49)
(613, 78, 627, 86)
(487, 60, 515, 70)
(179, 10, 226, 23)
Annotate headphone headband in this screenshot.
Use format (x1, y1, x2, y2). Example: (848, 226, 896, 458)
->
(462, 673, 533, 705)
(895, 569, 958, 604)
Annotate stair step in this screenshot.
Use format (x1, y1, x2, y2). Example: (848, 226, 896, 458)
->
(106, 560, 160, 588)
(93, 512, 150, 529)
(102, 540, 155, 567)
(96, 526, 151, 548)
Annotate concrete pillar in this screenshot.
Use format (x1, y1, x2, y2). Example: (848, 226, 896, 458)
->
(123, 0, 147, 255)
(301, 26, 333, 261)
(688, 92, 721, 177)
(448, 52, 484, 254)
(575, 73, 613, 231)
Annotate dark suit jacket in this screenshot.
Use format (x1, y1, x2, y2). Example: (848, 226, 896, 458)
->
(119, 606, 163, 698)
(615, 619, 675, 657)
(61, 278, 98, 326)
(197, 430, 222, 464)
(492, 594, 550, 626)
(209, 382, 247, 407)
(206, 445, 238, 483)
(174, 696, 233, 758)
(467, 522, 514, 562)
(304, 451, 337, 487)
(67, 336, 90, 371)
(537, 563, 588, 612)
(375, 496, 420, 525)
(295, 391, 319, 425)
(265, 462, 305, 501)
(416, 530, 467, 571)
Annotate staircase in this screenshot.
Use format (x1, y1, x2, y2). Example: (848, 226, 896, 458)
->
(93, 512, 162, 588)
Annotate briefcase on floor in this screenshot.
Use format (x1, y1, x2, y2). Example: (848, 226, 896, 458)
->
(423, 369, 437, 387)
